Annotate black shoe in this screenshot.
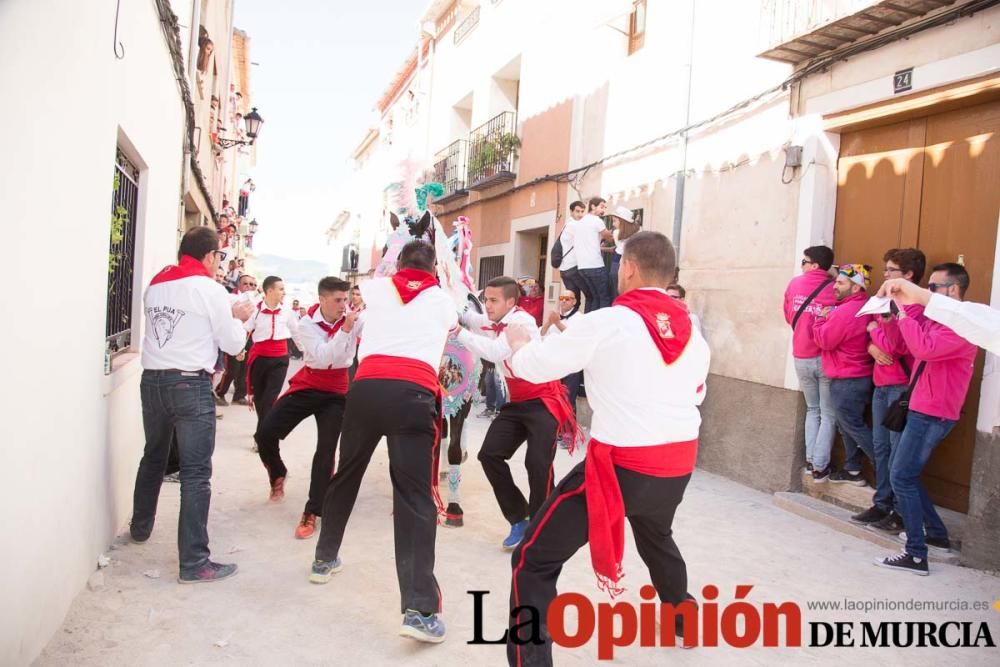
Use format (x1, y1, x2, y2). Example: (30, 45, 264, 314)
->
(444, 502, 464, 528)
(873, 551, 928, 576)
(867, 511, 904, 534)
(898, 532, 951, 553)
(805, 462, 814, 472)
(213, 392, 229, 406)
(811, 466, 831, 483)
(850, 505, 888, 525)
(829, 469, 867, 486)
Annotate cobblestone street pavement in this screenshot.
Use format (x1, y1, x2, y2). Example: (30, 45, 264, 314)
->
(39, 366, 1000, 665)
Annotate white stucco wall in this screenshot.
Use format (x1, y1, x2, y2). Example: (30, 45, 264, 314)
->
(0, 1, 188, 663)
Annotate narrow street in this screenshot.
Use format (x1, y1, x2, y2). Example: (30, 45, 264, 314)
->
(37, 362, 999, 666)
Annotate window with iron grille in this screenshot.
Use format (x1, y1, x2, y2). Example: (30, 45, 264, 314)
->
(106, 148, 139, 361)
(478, 255, 504, 290)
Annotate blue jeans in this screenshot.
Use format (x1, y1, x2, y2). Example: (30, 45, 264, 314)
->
(485, 367, 507, 411)
(132, 370, 218, 575)
(793, 356, 836, 469)
(829, 377, 875, 472)
(890, 411, 953, 559)
(579, 267, 612, 312)
(871, 384, 906, 512)
(609, 254, 621, 300)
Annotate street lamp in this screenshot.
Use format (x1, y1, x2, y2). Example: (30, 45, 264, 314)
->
(218, 107, 264, 149)
(248, 218, 259, 235)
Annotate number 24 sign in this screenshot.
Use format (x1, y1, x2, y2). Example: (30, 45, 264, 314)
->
(894, 68, 913, 95)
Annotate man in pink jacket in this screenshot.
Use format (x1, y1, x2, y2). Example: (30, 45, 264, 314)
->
(875, 263, 977, 576)
(813, 264, 875, 483)
(853, 249, 926, 530)
(782, 246, 837, 477)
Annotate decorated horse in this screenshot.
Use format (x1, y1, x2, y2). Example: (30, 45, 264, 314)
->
(376, 182, 482, 528)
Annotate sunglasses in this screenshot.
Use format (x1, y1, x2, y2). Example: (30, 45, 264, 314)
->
(559, 296, 575, 301)
(213, 250, 226, 260)
(928, 282, 955, 293)
(801, 259, 815, 266)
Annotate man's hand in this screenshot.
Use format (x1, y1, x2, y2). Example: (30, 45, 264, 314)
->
(505, 324, 532, 353)
(817, 306, 832, 318)
(867, 320, 879, 333)
(342, 311, 360, 333)
(232, 300, 255, 322)
(545, 310, 561, 327)
(868, 343, 894, 366)
(878, 278, 930, 307)
(236, 351, 246, 362)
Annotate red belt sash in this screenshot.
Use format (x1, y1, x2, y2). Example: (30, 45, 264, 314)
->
(282, 366, 349, 398)
(353, 354, 446, 519)
(246, 338, 288, 398)
(585, 437, 698, 598)
(505, 376, 579, 447)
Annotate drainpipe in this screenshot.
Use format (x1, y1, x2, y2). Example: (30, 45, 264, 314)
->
(672, 0, 696, 263)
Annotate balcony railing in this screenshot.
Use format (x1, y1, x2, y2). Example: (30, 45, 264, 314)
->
(432, 139, 469, 201)
(467, 111, 519, 190)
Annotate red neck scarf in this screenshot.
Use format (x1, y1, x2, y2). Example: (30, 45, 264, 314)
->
(391, 268, 439, 304)
(482, 322, 507, 334)
(613, 289, 692, 363)
(149, 255, 213, 286)
(307, 303, 344, 338)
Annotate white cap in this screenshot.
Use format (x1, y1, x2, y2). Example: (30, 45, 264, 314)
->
(612, 206, 634, 223)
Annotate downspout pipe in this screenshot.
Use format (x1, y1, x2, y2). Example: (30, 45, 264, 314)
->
(672, 0, 696, 264)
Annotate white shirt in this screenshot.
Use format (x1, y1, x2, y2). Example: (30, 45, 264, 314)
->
(558, 223, 578, 271)
(457, 308, 541, 379)
(356, 278, 458, 370)
(543, 310, 582, 339)
(292, 308, 358, 369)
(245, 301, 295, 342)
(569, 214, 607, 269)
(613, 228, 624, 256)
(509, 289, 711, 446)
(141, 272, 246, 373)
(925, 293, 1000, 356)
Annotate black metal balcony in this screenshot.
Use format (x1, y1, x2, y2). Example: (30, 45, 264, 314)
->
(467, 111, 519, 191)
(432, 139, 469, 204)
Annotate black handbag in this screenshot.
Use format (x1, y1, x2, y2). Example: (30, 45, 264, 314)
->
(882, 361, 926, 433)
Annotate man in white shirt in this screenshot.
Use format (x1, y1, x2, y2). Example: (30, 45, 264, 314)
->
(457, 277, 577, 551)
(254, 278, 359, 539)
(555, 201, 592, 308)
(130, 226, 255, 584)
(310, 241, 457, 645)
(571, 196, 614, 312)
(245, 275, 294, 461)
(504, 231, 710, 666)
(879, 277, 1000, 355)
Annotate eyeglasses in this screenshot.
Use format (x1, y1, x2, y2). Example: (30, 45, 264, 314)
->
(801, 259, 816, 267)
(213, 250, 226, 260)
(928, 282, 955, 293)
(884, 266, 903, 274)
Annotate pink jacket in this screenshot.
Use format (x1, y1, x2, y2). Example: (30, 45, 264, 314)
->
(898, 315, 978, 421)
(813, 291, 874, 379)
(869, 304, 924, 387)
(784, 269, 837, 359)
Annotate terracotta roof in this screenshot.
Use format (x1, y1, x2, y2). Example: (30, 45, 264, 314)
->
(376, 49, 419, 114)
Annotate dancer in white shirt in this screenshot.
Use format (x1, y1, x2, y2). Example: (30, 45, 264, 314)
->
(245, 275, 294, 448)
(130, 226, 254, 584)
(254, 278, 358, 537)
(503, 231, 710, 666)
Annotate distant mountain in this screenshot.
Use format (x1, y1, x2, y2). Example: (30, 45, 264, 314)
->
(251, 254, 332, 283)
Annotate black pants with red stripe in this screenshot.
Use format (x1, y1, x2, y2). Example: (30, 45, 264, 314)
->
(315, 379, 442, 615)
(479, 399, 558, 525)
(249, 355, 289, 427)
(254, 389, 346, 516)
(507, 461, 691, 667)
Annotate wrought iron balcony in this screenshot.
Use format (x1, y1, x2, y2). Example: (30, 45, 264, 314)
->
(466, 111, 519, 191)
(432, 139, 469, 203)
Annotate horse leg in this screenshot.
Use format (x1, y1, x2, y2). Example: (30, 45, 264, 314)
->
(444, 398, 473, 527)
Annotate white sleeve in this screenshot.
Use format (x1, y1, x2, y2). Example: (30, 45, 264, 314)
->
(206, 284, 246, 356)
(298, 322, 355, 368)
(457, 327, 513, 364)
(509, 311, 609, 383)
(460, 309, 491, 330)
(925, 294, 1000, 356)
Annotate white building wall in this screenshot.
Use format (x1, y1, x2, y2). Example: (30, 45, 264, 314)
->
(0, 1, 188, 663)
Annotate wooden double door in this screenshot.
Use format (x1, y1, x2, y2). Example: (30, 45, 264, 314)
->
(833, 99, 1000, 513)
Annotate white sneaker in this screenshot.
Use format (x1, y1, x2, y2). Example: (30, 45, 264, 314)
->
(897, 531, 951, 553)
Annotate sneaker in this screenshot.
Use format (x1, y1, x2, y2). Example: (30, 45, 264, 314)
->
(873, 551, 928, 576)
(178, 561, 239, 584)
(213, 393, 229, 406)
(805, 462, 814, 472)
(400, 609, 446, 643)
(502, 520, 529, 551)
(898, 532, 951, 553)
(444, 503, 464, 528)
(851, 505, 888, 525)
(269, 477, 285, 502)
(477, 408, 495, 418)
(163, 472, 181, 484)
(294, 513, 317, 539)
(129, 526, 151, 544)
(216, 410, 223, 420)
(309, 557, 343, 584)
(811, 466, 831, 483)
(867, 512, 904, 534)
(829, 469, 867, 486)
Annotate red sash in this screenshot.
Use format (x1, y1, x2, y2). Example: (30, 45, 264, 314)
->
(391, 268, 439, 304)
(281, 309, 349, 398)
(613, 289, 692, 364)
(585, 438, 698, 597)
(353, 354, 446, 520)
(149, 255, 213, 285)
(505, 376, 579, 450)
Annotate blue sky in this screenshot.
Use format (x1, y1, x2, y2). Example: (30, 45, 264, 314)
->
(234, 0, 424, 263)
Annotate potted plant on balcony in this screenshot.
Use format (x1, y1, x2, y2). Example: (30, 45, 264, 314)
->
(468, 133, 521, 183)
